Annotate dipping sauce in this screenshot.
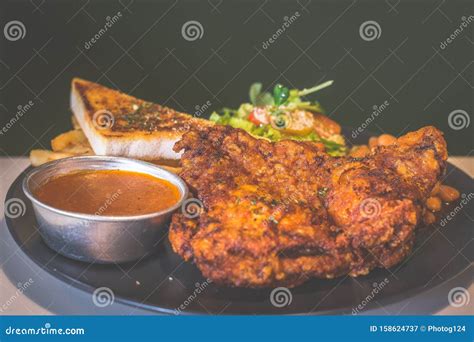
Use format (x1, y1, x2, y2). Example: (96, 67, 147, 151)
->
(34, 170, 181, 216)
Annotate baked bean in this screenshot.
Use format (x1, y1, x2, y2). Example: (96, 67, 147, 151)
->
(423, 210, 436, 225)
(377, 134, 397, 146)
(426, 196, 442, 212)
(350, 145, 370, 158)
(439, 185, 460, 202)
(430, 182, 441, 196)
(368, 137, 378, 149)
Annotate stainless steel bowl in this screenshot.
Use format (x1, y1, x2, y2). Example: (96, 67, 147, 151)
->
(22, 156, 188, 264)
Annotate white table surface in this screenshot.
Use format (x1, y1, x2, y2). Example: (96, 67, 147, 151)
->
(0, 157, 472, 315)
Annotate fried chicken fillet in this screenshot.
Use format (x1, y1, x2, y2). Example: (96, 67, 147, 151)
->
(169, 125, 447, 287)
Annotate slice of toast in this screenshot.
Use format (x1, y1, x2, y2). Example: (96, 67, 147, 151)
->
(70, 78, 211, 160)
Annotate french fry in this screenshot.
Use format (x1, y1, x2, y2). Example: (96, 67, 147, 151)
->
(29, 150, 75, 167)
(51, 129, 89, 152)
(30, 128, 93, 166)
(60, 145, 93, 155)
(149, 159, 182, 174)
(71, 115, 80, 130)
(155, 165, 182, 174)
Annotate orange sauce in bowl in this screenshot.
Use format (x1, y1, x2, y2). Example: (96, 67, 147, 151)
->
(34, 170, 181, 216)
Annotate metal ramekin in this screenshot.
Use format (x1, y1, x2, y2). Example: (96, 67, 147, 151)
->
(22, 156, 188, 263)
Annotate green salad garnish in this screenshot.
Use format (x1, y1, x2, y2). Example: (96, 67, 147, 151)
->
(209, 80, 347, 156)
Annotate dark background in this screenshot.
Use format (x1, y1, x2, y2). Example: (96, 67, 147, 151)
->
(0, 0, 472, 156)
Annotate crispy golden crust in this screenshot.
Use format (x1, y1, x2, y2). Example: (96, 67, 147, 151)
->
(72, 78, 211, 138)
(169, 125, 447, 288)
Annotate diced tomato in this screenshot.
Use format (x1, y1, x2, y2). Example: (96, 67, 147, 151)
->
(248, 107, 270, 125)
